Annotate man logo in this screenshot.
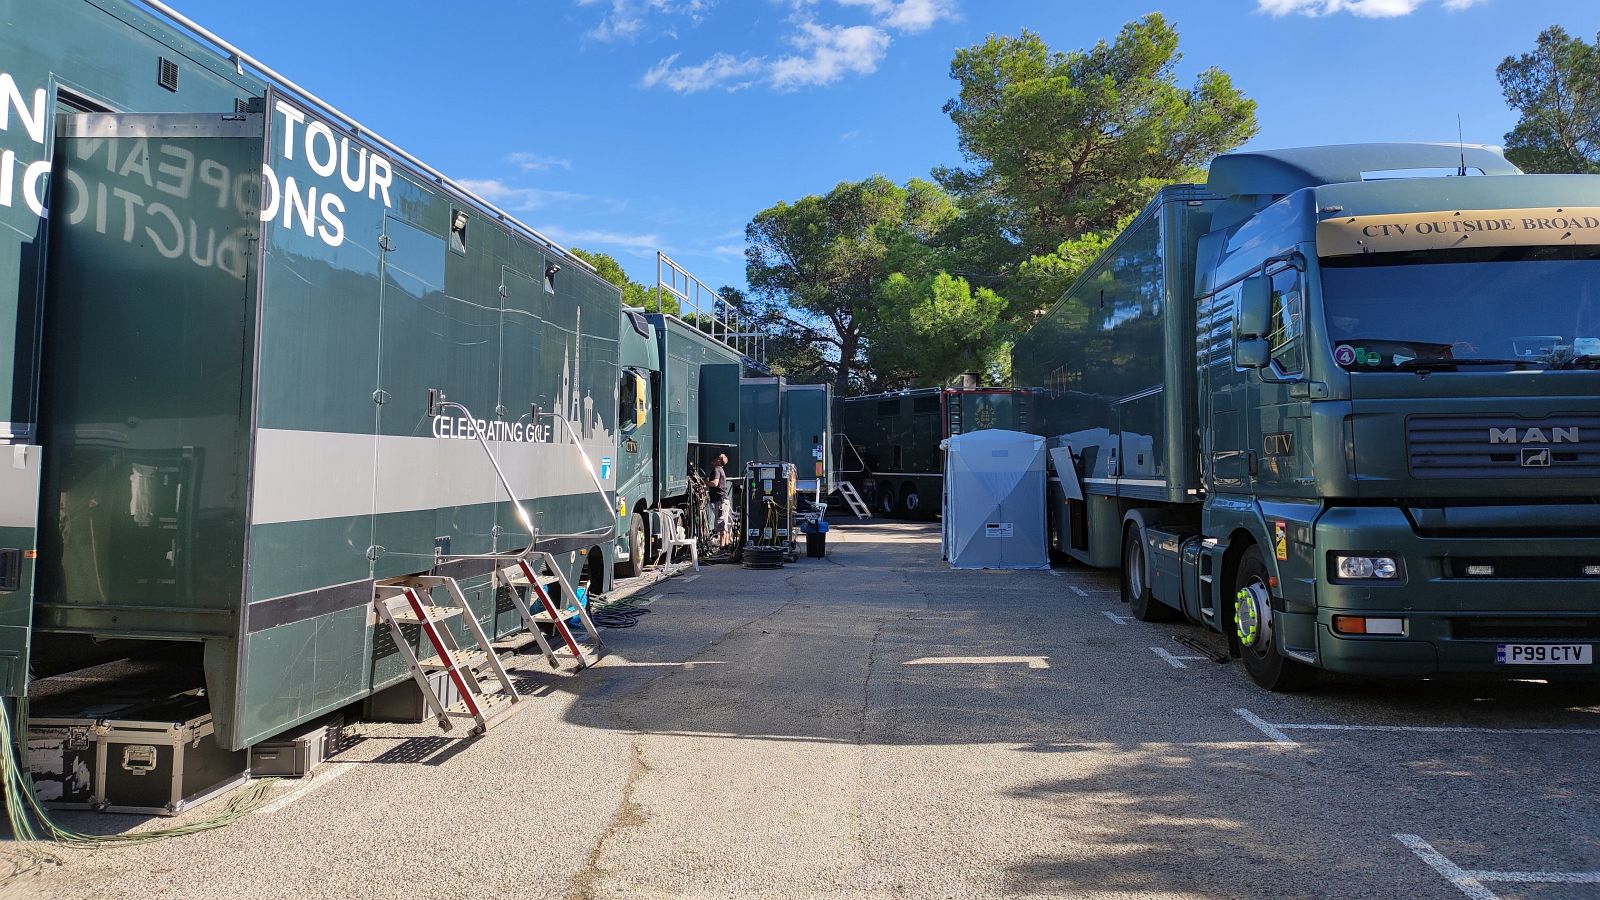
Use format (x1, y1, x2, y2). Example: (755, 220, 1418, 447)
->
(1489, 426, 1579, 444)
(1521, 447, 1552, 468)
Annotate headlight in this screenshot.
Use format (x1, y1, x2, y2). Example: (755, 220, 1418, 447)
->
(1334, 555, 1399, 580)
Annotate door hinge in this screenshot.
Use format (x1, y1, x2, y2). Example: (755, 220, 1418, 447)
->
(372, 389, 391, 406)
(378, 234, 394, 252)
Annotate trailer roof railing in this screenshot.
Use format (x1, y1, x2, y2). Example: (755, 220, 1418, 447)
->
(655, 252, 769, 371)
(135, 0, 596, 274)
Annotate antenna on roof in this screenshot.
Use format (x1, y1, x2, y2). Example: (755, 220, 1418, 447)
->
(1457, 114, 1468, 177)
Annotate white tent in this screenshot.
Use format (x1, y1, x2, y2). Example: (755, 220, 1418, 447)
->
(941, 429, 1050, 570)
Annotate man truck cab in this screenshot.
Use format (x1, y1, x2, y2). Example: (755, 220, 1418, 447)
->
(1016, 143, 1600, 691)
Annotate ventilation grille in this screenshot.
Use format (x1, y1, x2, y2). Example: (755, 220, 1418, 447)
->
(234, 97, 249, 115)
(157, 56, 179, 92)
(1407, 414, 1600, 479)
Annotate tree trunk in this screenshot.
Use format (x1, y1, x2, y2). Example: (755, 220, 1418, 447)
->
(835, 329, 859, 396)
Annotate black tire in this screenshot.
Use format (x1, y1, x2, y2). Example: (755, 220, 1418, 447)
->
(878, 486, 897, 518)
(900, 481, 922, 518)
(616, 511, 646, 578)
(1123, 525, 1175, 621)
(1233, 546, 1317, 692)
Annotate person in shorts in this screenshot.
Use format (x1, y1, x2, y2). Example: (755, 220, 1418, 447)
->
(709, 453, 732, 548)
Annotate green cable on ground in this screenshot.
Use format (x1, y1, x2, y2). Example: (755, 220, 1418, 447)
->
(0, 696, 280, 880)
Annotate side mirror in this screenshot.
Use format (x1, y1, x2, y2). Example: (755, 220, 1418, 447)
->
(1236, 337, 1271, 369)
(1237, 274, 1272, 339)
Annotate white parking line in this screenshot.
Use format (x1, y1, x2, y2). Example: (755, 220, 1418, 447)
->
(1069, 586, 1088, 597)
(1102, 610, 1131, 625)
(1396, 834, 1600, 900)
(904, 655, 1051, 669)
(1235, 708, 1600, 748)
(1150, 647, 1207, 669)
(1234, 707, 1298, 745)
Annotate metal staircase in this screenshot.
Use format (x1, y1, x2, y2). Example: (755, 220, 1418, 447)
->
(373, 578, 521, 734)
(835, 482, 872, 520)
(371, 391, 610, 735)
(489, 555, 604, 670)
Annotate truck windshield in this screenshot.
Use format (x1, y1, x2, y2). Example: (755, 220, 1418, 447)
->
(1321, 246, 1600, 372)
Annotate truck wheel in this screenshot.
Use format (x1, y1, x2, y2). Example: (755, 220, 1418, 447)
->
(1233, 546, 1317, 692)
(616, 512, 646, 578)
(878, 486, 897, 517)
(1122, 525, 1174, 622)
(900, 482, 921, 518)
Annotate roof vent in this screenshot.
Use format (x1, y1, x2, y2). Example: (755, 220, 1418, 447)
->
(157, 56, 179, 92)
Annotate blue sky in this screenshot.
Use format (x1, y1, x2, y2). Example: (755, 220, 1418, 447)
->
(168, 0, 1600, 292)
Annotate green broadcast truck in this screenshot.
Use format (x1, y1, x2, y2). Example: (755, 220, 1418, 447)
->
(613, 253, 763, 575)
(0, 0, 645, 757)
(838, 386, 1027, 518)
(1014, 143, 1600, 691)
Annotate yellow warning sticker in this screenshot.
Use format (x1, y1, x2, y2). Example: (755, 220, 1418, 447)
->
(1274, 520, 1288, 562)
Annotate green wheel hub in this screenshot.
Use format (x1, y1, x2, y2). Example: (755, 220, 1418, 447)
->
(1235, 583, 1271, 648)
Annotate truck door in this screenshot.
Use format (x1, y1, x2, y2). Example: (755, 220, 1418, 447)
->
(372, 215, 453, 574)
(1201, 283, 1250, 491)
(1246, 266, 1310, 495)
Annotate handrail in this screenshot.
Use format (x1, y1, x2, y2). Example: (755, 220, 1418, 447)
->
(836, 433, 869, 475)
(656, 252, 767, 369)
(134, 0, 595, 274)
(427, 393, 537, 565)
(541, 410, 616, 521)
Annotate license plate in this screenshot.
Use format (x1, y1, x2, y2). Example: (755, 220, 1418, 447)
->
(1495, 643, 1593, 665)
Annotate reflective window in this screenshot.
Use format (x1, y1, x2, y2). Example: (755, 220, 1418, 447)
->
(1322, 246, 1600, 372)
(1268, 267, 1303, 377)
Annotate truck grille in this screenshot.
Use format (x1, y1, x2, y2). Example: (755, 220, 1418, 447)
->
(1451, 617, 1600, 641)
(1446, 557, 1600, 579)
(1406, 414, 1600, 479)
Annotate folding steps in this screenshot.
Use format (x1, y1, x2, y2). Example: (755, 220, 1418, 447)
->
(836, 481, 872, 520)
(489, 554, 606, 671)
(373, 577, 522, 735)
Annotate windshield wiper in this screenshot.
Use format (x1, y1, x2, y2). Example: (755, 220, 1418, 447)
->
(1393, 357, 1540, 372)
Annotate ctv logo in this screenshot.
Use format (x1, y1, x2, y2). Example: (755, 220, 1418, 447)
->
(1488, 427, 1579, 444)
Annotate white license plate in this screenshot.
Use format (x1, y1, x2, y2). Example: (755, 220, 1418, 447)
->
(1496, 643, 1593, 665)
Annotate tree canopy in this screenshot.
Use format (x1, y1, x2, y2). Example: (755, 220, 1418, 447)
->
(569, 247, 678, 315)
(1498, 26, 1600, 174)
(940, 15, 1256, 256)
(739, 14, 1256, 394)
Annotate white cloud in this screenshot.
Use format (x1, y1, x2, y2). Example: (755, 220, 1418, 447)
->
(506, 152, 572, 172)
(712, 244, 746, 258)
(457, 179, 589, 212)
(539, 225, 665, 255)
(833, 0, 956, 33)
(1258, 0, 1486, 17)
(640, 51, 765, 93)
(581, 0, 716, 42)
(643, 21, 891, 93)
(770, 22, 891, 89)
(618, 0, 950, 93)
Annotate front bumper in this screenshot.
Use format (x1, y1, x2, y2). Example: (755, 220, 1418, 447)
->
(1303, 505, 1600, 678)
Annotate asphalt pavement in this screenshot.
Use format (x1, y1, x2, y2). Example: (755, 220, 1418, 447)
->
(6, 521, 1598, 899)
